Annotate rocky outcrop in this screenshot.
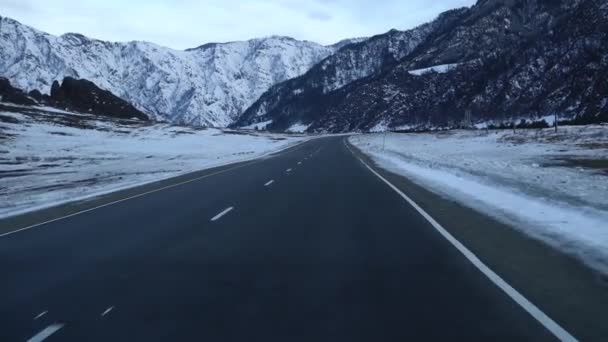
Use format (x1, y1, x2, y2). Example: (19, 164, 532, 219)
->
(48, 77, 148, 120)
(0, 76, 148, 120)
(0, 77, 37, 105)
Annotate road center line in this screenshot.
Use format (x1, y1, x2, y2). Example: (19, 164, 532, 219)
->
(27, 324, 64, 342)
(211, 207, 234, 222)
(101, 306, 114, 317)
(33, 311, 48, 320)
(264, 180, 275, 186)
(343, 138, 577, 342)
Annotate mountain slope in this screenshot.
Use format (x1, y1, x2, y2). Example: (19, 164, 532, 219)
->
(233, 8, 468, 129)
(236, 0, 608, 132)
(0, 16, 339, 127)
(311, 0, 608, 132)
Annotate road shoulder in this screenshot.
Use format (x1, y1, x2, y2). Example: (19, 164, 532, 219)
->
(0, 140, 311, 237)
(347, 138, 608, 341)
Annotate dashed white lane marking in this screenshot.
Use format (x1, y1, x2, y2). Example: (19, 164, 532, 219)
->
(33, 311, 48, 320)
(27, 324, 64, 342)
(298, 162, 302, 165)
(211, 207, 234, 222)
(101, 306, 114, 317)
(264, 180, 275, 187)
(0, 138, 316, 239)
(343, 138, 578, 342)
(0, 161, 258, 239)
(286, 168, 293, 172)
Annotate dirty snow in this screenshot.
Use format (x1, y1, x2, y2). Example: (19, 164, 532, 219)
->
(350, 126, 608, 273)
(0, 104, 309, 218)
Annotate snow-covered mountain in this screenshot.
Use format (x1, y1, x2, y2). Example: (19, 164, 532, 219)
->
(233, 8, 467, 129)
(235, 0, 608, 132)
(0, 15, 341, 127)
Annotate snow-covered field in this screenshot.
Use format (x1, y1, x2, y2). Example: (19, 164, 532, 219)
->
(350, 126, 608, 273)
(0, 104, 309, 218)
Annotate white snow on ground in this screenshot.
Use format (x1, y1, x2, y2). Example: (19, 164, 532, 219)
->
(408, 63, 460, 76)
(473, 115, 559, 129)
(286, 123, 312, 133)
(0, 105, 309, 219)
(350, 126, 608, 273)
(0, 102, 75, 115)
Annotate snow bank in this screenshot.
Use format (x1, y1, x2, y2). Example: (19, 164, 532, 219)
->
(350, 127, 608, 273)
(0, 106, 309, 218)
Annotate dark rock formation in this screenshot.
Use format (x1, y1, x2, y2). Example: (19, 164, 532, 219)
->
(0, 77, 37, 105)
(0, 76, 148, 120)
(47, 77, 148, 120)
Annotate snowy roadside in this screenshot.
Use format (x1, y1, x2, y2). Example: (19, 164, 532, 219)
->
(349, 126, 608, 273)
(0, 104, 311, 219)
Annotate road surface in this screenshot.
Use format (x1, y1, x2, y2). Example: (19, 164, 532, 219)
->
(0, 137, 575, 341)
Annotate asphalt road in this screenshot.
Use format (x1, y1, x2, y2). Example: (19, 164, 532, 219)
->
(0, 137, 567, 341)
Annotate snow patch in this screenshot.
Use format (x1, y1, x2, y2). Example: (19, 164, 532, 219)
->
(370, 121, 390, 133)
(286, 123, 311, 133)
(408, 63, 460, 76)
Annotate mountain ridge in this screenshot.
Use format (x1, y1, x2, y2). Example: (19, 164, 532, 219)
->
(232, 7, 470, 129)
(0, 15, 345, 127)
(234, 0, 607, 132)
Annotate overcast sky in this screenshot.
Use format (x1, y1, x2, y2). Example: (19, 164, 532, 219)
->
(1, 0, 476, 50)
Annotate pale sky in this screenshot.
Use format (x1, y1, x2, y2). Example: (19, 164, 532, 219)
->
(0, 0, 476, 50)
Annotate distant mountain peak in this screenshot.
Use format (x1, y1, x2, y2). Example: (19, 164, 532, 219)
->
(0, 16, 339, 127)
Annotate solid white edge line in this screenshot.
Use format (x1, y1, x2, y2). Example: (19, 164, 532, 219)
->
(0, 138, 316, 239)
(211, 207, 234, 222)
(33, 311, 48, 320)
(27, 323, 64, 342)
(343, 138, 577, 342)
(101, 306, 114, 317)
(264, 180, 275, 187)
